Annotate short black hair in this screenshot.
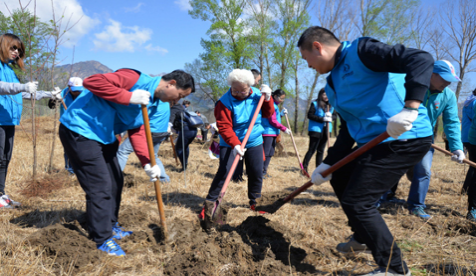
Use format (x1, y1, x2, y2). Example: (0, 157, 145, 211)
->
(182, 100, 191, 105)
(272, 89, 286, 98)
(473, 88, 476, 96)
(251, 69, 261, 78)
(297, 26, 340, 51)
(162, 70, 196, 93)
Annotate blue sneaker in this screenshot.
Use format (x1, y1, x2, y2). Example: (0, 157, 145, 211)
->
(97, 239, 125, 257)
(409, 207, 431, 220)
(112, 222, 132, 240)
(467, 209, 476, 222)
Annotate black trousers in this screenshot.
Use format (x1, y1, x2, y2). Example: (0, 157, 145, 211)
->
(466, 143, 476, 211)
(59, 125, 124, 245)
(206, 144, 263, 205)
(303, 132, 327, 170)
(175, 124, 197, 170)
(0, 126, 15, 195)
(201, 129, 208, 141)
(463, 142, 473, 194)
(262, 136, 276, 175)
(330, 136, 432, 274)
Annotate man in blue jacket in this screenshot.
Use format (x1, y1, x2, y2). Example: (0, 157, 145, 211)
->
(299, 26, 434, 276)
(402, 60, 464, 220)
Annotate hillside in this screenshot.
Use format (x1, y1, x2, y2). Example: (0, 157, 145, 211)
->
(53, 60, 114, 88)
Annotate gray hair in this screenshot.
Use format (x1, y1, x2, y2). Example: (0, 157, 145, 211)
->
(227, 69, 254, 86)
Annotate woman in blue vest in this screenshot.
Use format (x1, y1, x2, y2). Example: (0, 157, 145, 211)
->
(201, 69, 274, 219)
(302, 88, 334, 174)
(0, 34, 38, 209)
(261, 89, 291, 178)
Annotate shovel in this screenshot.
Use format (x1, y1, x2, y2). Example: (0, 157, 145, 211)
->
(209, 95, 265, 225)
(141, 105, 168, 238)
(284, 113, 310, 178)
(169, 134, 180, 166)
(431, 144, 476, 168)
(260, 131, 390, 214)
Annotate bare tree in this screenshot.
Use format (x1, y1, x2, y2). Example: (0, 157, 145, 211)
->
(408, 6, 432, 50)
(439, 0, 476, 100)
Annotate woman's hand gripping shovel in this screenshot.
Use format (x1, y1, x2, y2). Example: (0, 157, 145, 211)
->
(283, 113, 310, 178)
(257, 131, 390, 214)
(431, 144, 476, 168)
(141, 105, 168, 238)
(207, 95, 266, 227)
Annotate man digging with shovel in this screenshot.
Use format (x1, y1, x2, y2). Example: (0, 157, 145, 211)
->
(199, 69, 274, 228)
(60, 69, 194, 256)
(298, 26, 434, 276)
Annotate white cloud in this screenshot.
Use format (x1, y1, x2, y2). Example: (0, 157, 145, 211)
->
(174, 0, 192, 11)
(124, 3, 144, 13)
(1, 0, 99, 47)
(93, 19, 167, 54)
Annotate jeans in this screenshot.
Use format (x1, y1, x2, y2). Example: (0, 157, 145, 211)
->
(64, 153, 74, 174)
(0, 126, 15, 195)
(330, 136, 431, 274)
(407, 146, 434, 210)
(116, 135, 170, 183)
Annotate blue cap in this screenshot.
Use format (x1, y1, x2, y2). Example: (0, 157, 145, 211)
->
(433, 60, 461, 82)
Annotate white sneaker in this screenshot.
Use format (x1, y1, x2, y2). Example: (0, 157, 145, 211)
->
(0, 196, 14, 209)
(2, 195, 21, 207)
(362, 267, 411, 276)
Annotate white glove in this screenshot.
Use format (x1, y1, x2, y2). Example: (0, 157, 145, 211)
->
(386, 108, 419, 139)
(259, 84, 272, 101)
(24, 81, 38, 94)
(130, 89, 150, 105)
(232, 145, 247, 160)
(284, 128, 292, 135)
(323, 115, 332, 122)
(282, 108, 288, 115)
(451, 149, 465, 164)
(325, 112, 332, 117)
(51, 87, 62, 100)
(311, 163, 332, 186)
(144, 163, 161, 182)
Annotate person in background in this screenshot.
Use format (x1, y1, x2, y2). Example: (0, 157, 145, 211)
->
(196, 110, 210, 143)
(170, 100, 197, 171)
(0, 33, 38, 209)
(116, 97, 171, 183)
(302, 88, 335, 174)
(48, 77, 84, 175)
(462, 88, 476, 194)
(261, 89, 292, 178)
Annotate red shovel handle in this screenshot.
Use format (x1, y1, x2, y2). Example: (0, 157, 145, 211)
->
(282, 131, 390, 203)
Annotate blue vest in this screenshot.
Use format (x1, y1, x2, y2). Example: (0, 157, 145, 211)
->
(60, 72, 161, 144)
(262, 102, 281, 135)
(325, 38, 433, 146)
(149, 98, 170, 133)
(218, 87, 264, 148)
(60, 88, 75, 117)
(462, 96, 476, 143)
(0, 62, 22, 125)
(308, 102, 334, 133)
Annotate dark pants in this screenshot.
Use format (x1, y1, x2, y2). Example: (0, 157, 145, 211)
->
(303, 132, 327, 170)
(232, 159, 245, 182)
(201, 129, 208, 141)
(0, 126, 15, 195)
(466, 143, 476, 211)
(263, 136, 276, 175)
(59, 124, 123, 245)
(330, 136, 432, 274)
(206, 144, 263, 206)
(463, 142, 473, 194)
(176, 124, 197, 170)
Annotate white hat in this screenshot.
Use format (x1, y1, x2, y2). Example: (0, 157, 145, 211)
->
(68, 77, 83, 91)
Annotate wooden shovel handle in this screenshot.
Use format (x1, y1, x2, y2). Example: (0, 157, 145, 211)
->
(431, 144, 476, 168)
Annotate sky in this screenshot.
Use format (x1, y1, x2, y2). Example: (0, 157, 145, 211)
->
(0, 0, 448, 76)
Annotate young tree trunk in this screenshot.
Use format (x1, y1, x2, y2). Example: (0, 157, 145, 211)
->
(293, 58, 299, 133)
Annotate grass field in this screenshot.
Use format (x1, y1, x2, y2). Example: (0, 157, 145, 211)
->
(0, 116, 474, 275)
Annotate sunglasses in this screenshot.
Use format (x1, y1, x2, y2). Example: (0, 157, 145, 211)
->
(10, 45, 22, 54)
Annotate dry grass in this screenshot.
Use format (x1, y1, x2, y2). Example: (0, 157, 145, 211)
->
(0, 116, 475, 275)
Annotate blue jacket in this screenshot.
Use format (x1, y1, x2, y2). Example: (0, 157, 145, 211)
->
(423, 88, 463, 151)
(308, 102, 334, 133)
(60, 88, 75, 117)
(218, 87, 264, 148)
(262, 102, 281, 135)
(149, 97, 170, 133)
(325, 38, 433, 146)
(0, 62, 22, 125)
(61, 72, 161, 144)
(462, 95, 476, 144)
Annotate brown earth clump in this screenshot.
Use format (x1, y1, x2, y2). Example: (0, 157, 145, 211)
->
(20, 172, 71, 199)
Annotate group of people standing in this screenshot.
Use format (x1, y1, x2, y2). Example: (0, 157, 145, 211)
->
(0, 25, 474, 276)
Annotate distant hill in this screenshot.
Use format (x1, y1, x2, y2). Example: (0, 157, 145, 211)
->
(53, 61, 114, 88)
